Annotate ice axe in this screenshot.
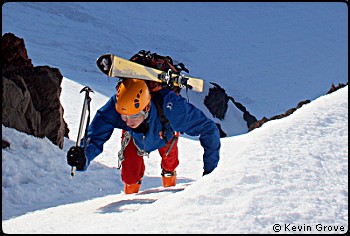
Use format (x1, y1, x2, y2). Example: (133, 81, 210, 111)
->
(71, 86, 94, 177)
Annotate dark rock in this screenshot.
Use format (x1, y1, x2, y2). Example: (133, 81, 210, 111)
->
(2, 140, 11, 149)
(2, 32, 69, 149)
(248, 82, 348, 132)
(215, 123, 227, 138)
(204, 82, 257, 129)
(204, 82, 229, 120)
(327, 83, 348, 94)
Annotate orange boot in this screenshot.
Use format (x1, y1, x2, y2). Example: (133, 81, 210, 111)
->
(161, 169, 176, 187)
(124, 179, 142, 194)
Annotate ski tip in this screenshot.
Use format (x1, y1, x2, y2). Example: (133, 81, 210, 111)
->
(96, 54, 113, 75)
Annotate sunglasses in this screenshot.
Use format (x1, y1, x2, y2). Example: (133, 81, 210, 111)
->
(121, 110, 147, 120)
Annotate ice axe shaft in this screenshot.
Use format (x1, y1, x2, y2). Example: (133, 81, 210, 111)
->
(71, 86, 94, 177)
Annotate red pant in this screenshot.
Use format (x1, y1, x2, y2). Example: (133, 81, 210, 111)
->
(121, 130, 179, 184)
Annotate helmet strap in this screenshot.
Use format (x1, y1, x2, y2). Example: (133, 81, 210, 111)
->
(144, 111, 149, 120)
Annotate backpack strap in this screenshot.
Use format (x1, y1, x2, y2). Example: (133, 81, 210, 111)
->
(150, 90, 173, 143)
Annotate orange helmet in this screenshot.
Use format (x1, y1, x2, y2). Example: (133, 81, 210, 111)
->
(115, 79, 151, 115)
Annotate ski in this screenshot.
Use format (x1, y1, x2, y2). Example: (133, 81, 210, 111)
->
(96, 53, 204, 92)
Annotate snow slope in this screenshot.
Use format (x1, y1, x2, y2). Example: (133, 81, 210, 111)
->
(2, 84, 348, 234)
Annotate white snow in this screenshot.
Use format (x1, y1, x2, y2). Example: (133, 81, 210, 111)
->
(2, 2, 348, 234)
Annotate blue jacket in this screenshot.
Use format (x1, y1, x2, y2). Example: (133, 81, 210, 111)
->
(81, 89, 221, 173)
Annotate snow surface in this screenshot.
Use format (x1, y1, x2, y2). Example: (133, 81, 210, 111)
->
(2, 2, 348, 234)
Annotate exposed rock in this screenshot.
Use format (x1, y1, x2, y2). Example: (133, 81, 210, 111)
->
(204, 82, 229, 121)
(2, 75, 41, 135)
(2, 140, 11, 149)
(215, 123, 227, 138)
(327, 82, 348, 94)
(249, 82, 348, 132)
(248, 99, 311, 132)
(2, 32, 69, 149)
(204, 82, 258, 136)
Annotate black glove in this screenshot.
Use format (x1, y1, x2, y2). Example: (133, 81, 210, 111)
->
(67, 146, 86, 171)
(203, 170, 211, 176)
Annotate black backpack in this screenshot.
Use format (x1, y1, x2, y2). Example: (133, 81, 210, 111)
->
(130, 50, 189, 74)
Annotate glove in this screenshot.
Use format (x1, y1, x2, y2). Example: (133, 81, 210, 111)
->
(67, 146, 86, 171)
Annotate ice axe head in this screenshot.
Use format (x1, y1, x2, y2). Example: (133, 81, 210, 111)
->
(80, 86, 94, 94)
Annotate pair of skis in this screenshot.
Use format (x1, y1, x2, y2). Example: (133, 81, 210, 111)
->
(96, 54, 204, 93)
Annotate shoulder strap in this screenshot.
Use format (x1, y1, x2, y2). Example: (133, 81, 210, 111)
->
(150, 90, 171, 143)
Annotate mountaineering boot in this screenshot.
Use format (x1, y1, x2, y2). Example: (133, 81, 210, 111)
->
(124, 179, 142, 194)
(161, 169, 176, 187)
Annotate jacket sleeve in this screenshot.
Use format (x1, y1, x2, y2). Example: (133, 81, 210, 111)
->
(163, 91, 221, 173)
(80, 95, 127, 171)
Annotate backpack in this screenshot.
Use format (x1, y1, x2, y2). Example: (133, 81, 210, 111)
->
(126, 50, 189, 142)
(129, 50, 189, 93)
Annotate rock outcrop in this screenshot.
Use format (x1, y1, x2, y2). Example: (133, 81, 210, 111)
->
(204, 82, 258, 137)
(249, 82, 348, 132)
(2, 32, 69, 149)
